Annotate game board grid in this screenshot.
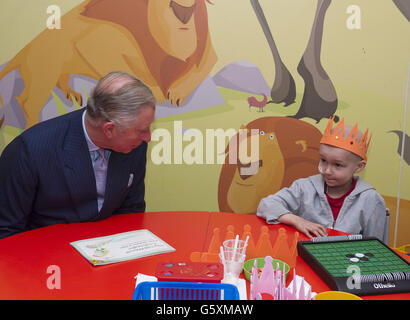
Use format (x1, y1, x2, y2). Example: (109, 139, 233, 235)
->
(303, 240, 410, 278)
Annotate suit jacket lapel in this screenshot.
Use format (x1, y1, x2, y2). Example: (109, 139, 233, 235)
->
(59, 110, 99, 221)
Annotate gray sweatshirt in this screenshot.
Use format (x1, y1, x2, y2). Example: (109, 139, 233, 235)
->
(257, 174, 386, 240)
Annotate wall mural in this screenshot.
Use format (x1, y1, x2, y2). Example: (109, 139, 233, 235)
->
(0, 0, 218, 129)
(218, 117, 322, 213)
(250, 0, 338, 123)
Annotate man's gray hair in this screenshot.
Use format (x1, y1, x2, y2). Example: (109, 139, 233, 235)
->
(86, 71, 155, 129)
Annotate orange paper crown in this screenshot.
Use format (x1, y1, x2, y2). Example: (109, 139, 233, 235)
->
(320, 116, 372, 161)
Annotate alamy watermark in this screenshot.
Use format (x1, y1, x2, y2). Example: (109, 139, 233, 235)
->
(45, 4, 361, 31)
(346, 265, 361, 290)
(150, 120, 260, 175)
(346, 5, 361, 30)
(46, 5, 61, 29)
(46, 265, 61, 290)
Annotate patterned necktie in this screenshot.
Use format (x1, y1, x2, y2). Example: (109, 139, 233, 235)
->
(93, 148, 108, 212)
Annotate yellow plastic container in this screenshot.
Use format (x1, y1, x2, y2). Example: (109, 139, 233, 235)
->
(315, 291, 362, 300)
(395, 244, 410, 255)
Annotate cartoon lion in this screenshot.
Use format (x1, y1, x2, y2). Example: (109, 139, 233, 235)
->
(218, 117, 322, 214)
(0, 0, 216, 129)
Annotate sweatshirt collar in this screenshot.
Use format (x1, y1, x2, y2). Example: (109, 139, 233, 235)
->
(310, 174, 373, 197)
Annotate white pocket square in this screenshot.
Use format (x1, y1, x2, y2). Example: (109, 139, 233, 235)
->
(127, 173, 134, 187)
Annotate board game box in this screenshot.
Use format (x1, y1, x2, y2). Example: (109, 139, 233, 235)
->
(297, 237, 410, 296)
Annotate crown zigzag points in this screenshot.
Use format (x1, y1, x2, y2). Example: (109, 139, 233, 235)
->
(320, 116, 372, 161)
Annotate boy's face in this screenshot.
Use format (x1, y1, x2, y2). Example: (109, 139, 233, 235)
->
(319, 144, 366, 188)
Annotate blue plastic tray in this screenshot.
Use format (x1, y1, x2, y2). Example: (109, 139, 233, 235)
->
(132, 281, 239, 300)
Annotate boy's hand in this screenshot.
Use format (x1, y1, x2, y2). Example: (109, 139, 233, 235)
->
(277, 213, 328, 238)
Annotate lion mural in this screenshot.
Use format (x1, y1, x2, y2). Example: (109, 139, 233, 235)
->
(0, 0, 216, 129)
(218, 117, 322, 214)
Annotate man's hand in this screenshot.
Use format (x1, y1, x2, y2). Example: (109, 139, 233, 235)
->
(277, 213, 328, 238)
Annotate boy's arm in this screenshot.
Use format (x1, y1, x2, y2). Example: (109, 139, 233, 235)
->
(277, 213, 328, 238)
(256, 180, 303, 223)
(257, 180, 327, 238)
(362, 193, 386, 240)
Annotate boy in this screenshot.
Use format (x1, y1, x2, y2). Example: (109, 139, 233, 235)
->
(257, 117, 386, 240)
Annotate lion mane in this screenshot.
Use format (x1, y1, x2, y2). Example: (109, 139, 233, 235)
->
(0, 0, 216, 129)
(81, 0, 214, 99)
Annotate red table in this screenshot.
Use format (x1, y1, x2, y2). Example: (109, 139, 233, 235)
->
(207, 212, 410, 300)
(0, 211, 408, 300)
(0, 212, 209, 299)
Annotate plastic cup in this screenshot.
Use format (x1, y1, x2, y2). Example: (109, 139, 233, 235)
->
(219, 250, 246, 285)
(223, 238, 247, 256)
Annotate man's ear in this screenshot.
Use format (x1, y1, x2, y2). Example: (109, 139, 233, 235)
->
(355, 159, 366, 173)
(102, 121, 116, 138)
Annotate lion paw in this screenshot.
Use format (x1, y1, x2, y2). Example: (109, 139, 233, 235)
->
(155, 95, 167, 104)
(167, 89, 188, 107)
(66, 89, 83, 106)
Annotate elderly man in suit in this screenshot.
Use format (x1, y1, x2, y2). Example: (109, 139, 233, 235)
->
(0, 71, 155, 239)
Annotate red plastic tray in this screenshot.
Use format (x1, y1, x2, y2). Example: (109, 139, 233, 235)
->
(155, 261, 223, 283)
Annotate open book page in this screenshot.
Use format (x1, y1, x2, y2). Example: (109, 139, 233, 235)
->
(70, 229, 175, 266)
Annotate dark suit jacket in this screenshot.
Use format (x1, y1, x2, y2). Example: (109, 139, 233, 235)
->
(0, 109, 147, 239)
